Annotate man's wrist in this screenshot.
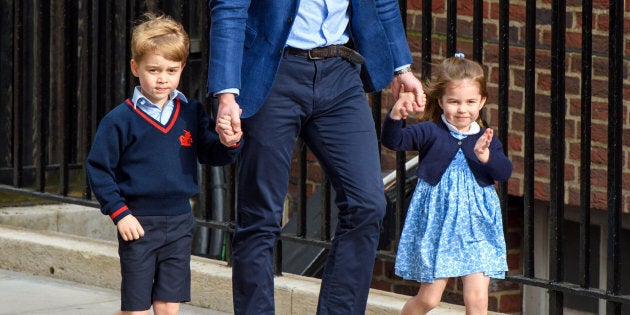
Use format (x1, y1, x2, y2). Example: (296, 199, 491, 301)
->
(394, 65, 412, 76)
(217, 93, 236, 103)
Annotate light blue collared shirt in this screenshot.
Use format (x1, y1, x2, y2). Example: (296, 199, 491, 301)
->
(286, 0, 350, 49)
(131, 86, 188, 125)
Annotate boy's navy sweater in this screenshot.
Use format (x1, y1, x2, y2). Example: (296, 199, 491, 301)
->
(381, 114, 512, 187)
(86, 98, 240, 224)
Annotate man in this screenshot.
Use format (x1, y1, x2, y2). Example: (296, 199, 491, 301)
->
(208, 0, 424, 314)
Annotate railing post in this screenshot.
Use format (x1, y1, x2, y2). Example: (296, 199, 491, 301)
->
(549, 0, 567, 313)
(606, 0, 624, 313)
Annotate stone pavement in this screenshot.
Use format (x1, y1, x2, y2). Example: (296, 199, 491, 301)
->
(0, 268, 226, 315)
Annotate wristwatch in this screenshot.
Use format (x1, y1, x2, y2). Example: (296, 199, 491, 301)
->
(394, 65, 412, 76)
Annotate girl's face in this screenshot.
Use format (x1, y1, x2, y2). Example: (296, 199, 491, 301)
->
(130, 51, 184, 108)
(438, 79, 487, 132)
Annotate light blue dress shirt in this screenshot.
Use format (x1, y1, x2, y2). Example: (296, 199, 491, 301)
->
(131, 86, 188, 125)
(286, 0, 350, 49)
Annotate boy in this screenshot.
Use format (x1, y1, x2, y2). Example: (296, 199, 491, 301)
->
(86, 13, 241, 315)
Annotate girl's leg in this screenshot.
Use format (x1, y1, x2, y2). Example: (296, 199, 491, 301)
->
(461, 272, 490, 315)
(152, 301, 180, 315)
(401, 279, 448, 315)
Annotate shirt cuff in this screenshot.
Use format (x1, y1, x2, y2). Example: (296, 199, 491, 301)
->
(214, 88, 240, 97)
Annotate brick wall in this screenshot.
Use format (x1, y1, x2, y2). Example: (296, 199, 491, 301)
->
(391, 0, 630, 213)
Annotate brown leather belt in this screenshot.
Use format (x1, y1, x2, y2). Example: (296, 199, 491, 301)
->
(285, 45, 365, 64)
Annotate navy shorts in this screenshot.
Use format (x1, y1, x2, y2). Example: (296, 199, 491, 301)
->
(117, 212, 195, 311)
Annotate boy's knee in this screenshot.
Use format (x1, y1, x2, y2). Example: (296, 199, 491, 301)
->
(152, 301, 180, 315)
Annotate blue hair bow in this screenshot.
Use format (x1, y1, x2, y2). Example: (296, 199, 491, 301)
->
(454, 52, 465, 59)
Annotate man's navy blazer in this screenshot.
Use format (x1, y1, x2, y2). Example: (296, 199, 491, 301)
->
(207, 0, 413, 118)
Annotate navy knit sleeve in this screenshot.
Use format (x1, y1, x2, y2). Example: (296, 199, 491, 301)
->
(381, 112, 428, 151)
(484, 134, 513, 182)
(86, 112, 132, 224)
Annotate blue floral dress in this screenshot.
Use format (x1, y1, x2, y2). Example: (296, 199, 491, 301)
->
(394, 132, 508, 283)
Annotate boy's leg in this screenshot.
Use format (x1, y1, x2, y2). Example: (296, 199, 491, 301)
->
(118, 216, 161, 312)
(118, 213, 192, 314)
(152, 213, 195, 305)
(152, 301, 180, 315)
(114, 311, 150, 315)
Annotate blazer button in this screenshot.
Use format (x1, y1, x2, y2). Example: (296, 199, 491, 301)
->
(458, 141, 462, 146)
(287, 17, 293, 23)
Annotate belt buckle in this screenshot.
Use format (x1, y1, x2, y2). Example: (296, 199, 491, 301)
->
(307, 49, 324, 60)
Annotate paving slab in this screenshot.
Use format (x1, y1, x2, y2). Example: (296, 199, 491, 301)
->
(0, 269, 227, 315)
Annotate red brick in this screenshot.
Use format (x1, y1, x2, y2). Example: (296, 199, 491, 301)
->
(591, 190, 607, 211)
(371, 279, 392, 291)
(489, 279, 521, 292)
(507, 253, 521, 270)
(509, 3, 526, 23)
(499, 293, 523, 313)
(408, 0, 421, 11)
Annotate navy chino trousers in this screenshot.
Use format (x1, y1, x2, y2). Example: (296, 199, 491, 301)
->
(231, 52, 387, 315)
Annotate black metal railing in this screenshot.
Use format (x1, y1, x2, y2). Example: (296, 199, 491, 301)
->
(1, 1, 628, 313)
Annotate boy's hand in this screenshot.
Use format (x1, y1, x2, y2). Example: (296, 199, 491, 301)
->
(474, 128, 493, 163)
(217, 115, 242, 147)
(216, 93, 243, 147)
(389, 89, 419, 120)
(117, 215, 145, 241)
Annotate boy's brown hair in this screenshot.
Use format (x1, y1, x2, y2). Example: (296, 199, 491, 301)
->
(131, 13, 189, 63)
(421, 57, 488, 127)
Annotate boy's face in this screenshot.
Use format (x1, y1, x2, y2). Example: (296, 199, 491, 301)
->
(130, 51, 184, 108)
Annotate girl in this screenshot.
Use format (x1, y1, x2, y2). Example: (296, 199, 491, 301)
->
(381, 54, 512, 315)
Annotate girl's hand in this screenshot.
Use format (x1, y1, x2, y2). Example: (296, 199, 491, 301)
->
(390, 90, 417, 120)
(474, 128, 493, 163)
(392, 71, 426, 112)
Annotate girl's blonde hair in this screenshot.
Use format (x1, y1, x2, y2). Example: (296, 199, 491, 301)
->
(421, 56, 488, 127)
(131, 13, 189, 63)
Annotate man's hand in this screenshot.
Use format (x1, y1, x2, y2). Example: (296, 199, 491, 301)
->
(391, 71, 426, 114)
(117, 215, 145, 241)
(216, 93, 243, 146)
